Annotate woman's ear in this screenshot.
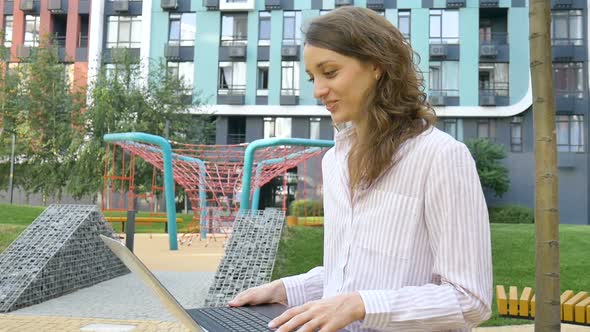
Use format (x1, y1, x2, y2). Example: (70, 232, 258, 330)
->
(372, 65, 383, 81)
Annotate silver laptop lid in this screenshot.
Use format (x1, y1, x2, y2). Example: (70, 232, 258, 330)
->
(99, 235, 204, 332)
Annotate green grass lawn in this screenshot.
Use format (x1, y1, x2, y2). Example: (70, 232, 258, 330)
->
(2, 203, 589, 327)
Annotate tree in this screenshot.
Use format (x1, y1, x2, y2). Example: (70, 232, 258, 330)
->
(0, 35, 85, 203)
(529, 0, 560, 330)
(465, 138, 510, 198)
(69, 49, 215, 199)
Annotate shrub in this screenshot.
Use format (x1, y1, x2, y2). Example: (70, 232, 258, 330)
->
(289, 199, 324, 217)
(489, 205, 534, 224)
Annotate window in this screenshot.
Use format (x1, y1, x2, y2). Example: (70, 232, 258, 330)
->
(106, 16, 142, 48)
(443, 118, 457, 139)
(219, 62, 247, 95)
(551, 10, 583, 46)
(167, 61, 194, 94)
(24, 15, 40, 47)
(168, 13, 196, 47)
(429, 61, 459, 97)
(553, 62, 584, 98)
(264, 117, 292, 138)
(477, 118, 496, 141)
(510, 116, 523, 152)
(257, 61, 269, 96)
(398, 10, 410, 41)
(479, 63, 509, 96)
(310, 118, 321, 140)
(258, 12, 271, 46)
(281, 61, 299, 96)
(429, 10, 459, 44)
(221, 13, 248, 46)
(104, 63, 141, 88)
(283, 11, 301, 45)
(557, 115, 584, 152)
(3, 16, 13, 47)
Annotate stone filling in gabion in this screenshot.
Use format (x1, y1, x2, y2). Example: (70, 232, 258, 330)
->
(0, 204, 129, 312)
(204, 209, 285, 307)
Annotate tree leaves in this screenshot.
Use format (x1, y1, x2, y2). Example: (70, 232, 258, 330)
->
(466, 138, 510, 198)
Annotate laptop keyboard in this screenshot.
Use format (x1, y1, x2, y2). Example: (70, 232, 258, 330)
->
(196, 306, 274, 331)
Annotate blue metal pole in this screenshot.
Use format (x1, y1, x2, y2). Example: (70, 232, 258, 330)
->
(104, 132, 179, 250)
(239, 138, 334, 214)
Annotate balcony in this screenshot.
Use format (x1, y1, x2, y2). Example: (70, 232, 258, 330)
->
(480, 0, 499, 7)
(19, 0, 35, 11)
(429, 44, 447, 59)
(161, 0, 178, 10)
(164, 44, 181, 60)
(265, 0, 281, 9)
(335, 0, 353, 6)
(280, 89, 299, 105)
(48, 0, 66, 12)
(113, 0, 129, 12)
(203, 0, 219, 9)
(227, 133, 246, 145)
(218, 88, 246, 105)
(552, 0, 573, 8)
(480, 32, 509, 61)
(366, 0, 384, 9)
(446, 0, 465, 8)
(17, 45, 32, 58)
(555, 91, 583, 112)
(281, 44, 299, 59)
(428, 90, 460, 106)
(479, 89, 509, 106)
(219, 0, 255, 11)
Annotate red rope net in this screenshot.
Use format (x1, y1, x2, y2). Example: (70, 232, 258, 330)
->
(103, 140, 329, 240)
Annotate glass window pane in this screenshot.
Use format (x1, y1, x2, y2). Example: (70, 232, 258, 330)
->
(275, 118, 292, 138)
(442, 11, 459, 42)
(131, 20, 141, 46)
(569, 14, 583, 43)
(430, 16, 441, 38)
(107, 19, 118, 46)
(221, 15, 234, 40)
(310, 118, 320, 140)
(169, 20, 180, 41)
(4, 16, 13, 47)
(119, 21, 130, 43)
(179, 62, 194, 89)
(553, 14, 568, 39)
(283, 16, 295, 40)
(556, 120, 569, 149)
(259, 16, 271, 40)
(181, 13, 196, 45)
(234, 15, 248, 40)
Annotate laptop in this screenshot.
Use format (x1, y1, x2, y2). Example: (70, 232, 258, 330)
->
(100, 235, 287, 332)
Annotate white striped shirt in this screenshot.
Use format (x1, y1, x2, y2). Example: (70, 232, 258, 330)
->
(281, 126, 492, 331)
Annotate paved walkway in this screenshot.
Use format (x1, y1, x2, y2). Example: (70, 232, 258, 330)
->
(1, 234, 589, 332)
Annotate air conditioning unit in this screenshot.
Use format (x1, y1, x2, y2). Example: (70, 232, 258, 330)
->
(480, 95, 496, 106)
(228, 45, 246, 58)
(113, 0, 129, 12)
(203, 0, 219, 9)
(48, 0, 63, 11)
(161, 0, 178, 9)
(265, 0, 281, 9)
(429, 95, 445, 106)
(366, 0, 384, 10)
(446, 0, 465, 7)
(480, 44, 498, 57)
(429, 44, 447, 58)
(480, 0, 499, 7)
(552, 0, 573, 8)
(164, 44, 180, 59)
(281, 45, 299, 58)
(335, 0, 353, 7)
(19, 0, 34, 11)
(17, 46, 32, 58)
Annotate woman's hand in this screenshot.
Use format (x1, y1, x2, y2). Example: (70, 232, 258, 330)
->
(228, 280, 288, 307)
(269, 292, 366, 332)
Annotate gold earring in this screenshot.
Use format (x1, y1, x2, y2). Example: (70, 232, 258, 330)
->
(375, 74, 380, 80)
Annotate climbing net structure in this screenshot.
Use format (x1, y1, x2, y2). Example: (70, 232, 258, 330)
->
(102, 136, 330, 244)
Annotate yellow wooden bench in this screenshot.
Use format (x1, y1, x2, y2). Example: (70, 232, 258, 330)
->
(496, 285, 590, 325)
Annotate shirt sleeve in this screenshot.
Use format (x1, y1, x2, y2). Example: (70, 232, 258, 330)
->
(358, 141, 493, 331)
(280, 266, 324, 307)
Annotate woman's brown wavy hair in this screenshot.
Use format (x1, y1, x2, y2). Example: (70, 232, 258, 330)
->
(303, 6, 437, 192)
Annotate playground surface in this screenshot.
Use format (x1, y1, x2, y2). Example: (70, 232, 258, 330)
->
(0, 234, 588, 332)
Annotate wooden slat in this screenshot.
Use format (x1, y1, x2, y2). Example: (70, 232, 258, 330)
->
(496, 285, 508, 315)
(564, 291, 588, 322)
(509, 286, 519, 316)
(574, 297, 590, 324)
(519, 287, 533, 318)
(105, 216, 183, 223)
(561, 290, 575, 320)
(531, 294, 536, 318)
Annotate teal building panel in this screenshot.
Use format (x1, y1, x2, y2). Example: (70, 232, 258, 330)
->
(322, 0, 335, 10)
(195, 11, 221, 105)
(246, 11, 260, 105)
(269, 10, 283, 105)
(508, 8, 530, 105)
(433, 0, 446, 8)
(385, 9, 398, 26)
(356, 0, 367, 7)
(299, 9, 319, 105)
(396, 0, 423, 9)
(411, 9, 430, 94)
(150, 10, 168, 61)
(459, 8, 479, 106)
(294, 0, 312, 10)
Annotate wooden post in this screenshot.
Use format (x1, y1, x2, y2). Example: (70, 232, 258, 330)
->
(529, 0, 561, 330)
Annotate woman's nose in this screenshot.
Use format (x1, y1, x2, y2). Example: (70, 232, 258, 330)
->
(313, 81, 329, 100)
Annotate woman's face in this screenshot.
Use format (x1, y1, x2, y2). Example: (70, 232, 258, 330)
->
(304, 44, 380, 124)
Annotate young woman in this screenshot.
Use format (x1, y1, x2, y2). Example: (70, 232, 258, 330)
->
(229, 6, 492, 332)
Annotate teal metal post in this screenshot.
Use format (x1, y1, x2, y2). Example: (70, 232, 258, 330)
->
(239, 138, 334, 214)
(174, 154, 208, 240)
(104, 132, 179, 250)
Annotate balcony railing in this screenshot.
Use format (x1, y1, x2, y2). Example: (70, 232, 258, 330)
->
(227, 133, 246, 144)
(428, 37, 459, 44)
(78, 34, 88, 48)
(480, 32, 508, 45)
(551, 38, 583, 46)
(218, 86, 246, 95)
(54, 35, 66, 47)
(220, 37, 247, 47)
(555, 89, 583, 99)
(429, 89, 459, 97)
(480, 88, 509, 97)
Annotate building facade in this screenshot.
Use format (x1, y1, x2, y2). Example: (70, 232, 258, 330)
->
(1, 0, 589, 224)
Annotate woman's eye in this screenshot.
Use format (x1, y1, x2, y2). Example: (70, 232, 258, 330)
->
(324, 70, 337, 78)
(307, 77, 314, 82)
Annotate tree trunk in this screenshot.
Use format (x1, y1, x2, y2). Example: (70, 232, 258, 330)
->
(529, 1, 561, 331)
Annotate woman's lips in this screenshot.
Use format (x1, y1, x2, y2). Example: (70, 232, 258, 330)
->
(325, 101, 338, 113)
